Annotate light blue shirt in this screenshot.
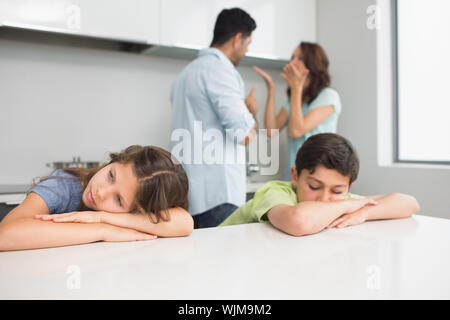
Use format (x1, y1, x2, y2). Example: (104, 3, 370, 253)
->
(282, 87, 342, 180)
(170, 48, 255, 215)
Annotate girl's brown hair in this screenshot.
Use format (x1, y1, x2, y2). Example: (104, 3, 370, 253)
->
(287, 42, 331, 104)
(64, 145, 189, 223)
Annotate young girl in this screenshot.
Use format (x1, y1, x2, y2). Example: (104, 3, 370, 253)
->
(0, 145, 193, 251)
(253, 42, 342, 180)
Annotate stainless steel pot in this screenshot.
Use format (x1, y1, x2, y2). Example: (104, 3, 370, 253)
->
(46, 157, 103, 169)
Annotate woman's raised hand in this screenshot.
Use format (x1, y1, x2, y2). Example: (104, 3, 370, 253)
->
(253, 66, 275, 90)
(281, 61, 309, 91)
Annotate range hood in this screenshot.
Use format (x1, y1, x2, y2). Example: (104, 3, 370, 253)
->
(0, 22, 288, 69)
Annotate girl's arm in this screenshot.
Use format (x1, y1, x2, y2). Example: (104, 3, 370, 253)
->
(36, 207, 194, 237)
(0, 193, 155, 251)
(267, 198, 377, 237)
(327, 193, 420, 229)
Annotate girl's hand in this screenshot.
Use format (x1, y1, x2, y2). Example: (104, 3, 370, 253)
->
(253, 66, 275, 90)
(281, 61, 309, 91)
(102, 225, 157, 242)
(35, 211, 105, 223)
(35, 213, 157, 242)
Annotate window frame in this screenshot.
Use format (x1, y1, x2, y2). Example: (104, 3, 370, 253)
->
(394, 0, 450, 165)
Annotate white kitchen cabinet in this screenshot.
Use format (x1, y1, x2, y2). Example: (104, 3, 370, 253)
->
(0, 0, 159, 43)
(159, 0, 316, 60)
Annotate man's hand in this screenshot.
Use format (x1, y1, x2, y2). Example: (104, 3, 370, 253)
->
(245, 85, 258, 115)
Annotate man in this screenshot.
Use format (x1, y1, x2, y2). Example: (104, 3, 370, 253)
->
(170, 8, 258, 228)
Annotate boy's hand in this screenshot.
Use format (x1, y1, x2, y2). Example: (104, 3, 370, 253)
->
(326, 210, 369, 229)
(35, 211, 106, 223)
(327, 198, 377, 229)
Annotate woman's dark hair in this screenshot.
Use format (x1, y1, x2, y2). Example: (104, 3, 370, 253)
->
(295, 133, 359, 184)
(64, 145, 189, 223)
(287, 42, 331, 104)
(210, 8, 256, 46)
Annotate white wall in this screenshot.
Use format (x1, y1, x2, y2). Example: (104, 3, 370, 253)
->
(0, 31, 288, 184)
(317, 0, 450, 219)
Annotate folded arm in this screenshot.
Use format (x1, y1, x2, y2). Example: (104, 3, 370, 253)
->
(98, 208, 193, 237)
(0, 193, 156, 251)
(267, 198, 377, 237)
(327, 193, 420, 228)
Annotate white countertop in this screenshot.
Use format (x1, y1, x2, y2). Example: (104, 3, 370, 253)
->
(1, 214, 449, 299)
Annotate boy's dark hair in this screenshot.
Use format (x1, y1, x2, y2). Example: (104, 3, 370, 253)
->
(210, 8, 256, 47)
(295, 133, 359, 184)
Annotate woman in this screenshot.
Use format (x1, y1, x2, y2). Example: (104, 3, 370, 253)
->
(0, 145, 193, 251)
(254, 42, 342, 180)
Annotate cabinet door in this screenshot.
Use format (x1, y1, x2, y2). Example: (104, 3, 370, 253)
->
(223, 0, 316, 60)
(0, 0, 159, 44)
(159, 0, 315, 60)
(160, 0, 216, 48)
(75, 0, 159, 43)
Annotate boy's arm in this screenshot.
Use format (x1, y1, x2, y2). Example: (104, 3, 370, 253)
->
(267, 198, 376, 237)
(327, 193, 420, 229)
(37, 207, 194, 237)
(365, 193, 419, 220)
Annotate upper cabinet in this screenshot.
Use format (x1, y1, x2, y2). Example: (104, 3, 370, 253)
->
(0, 0, 159, 44)
(160, 0, 316, 60)
(0, 0, 315, 62)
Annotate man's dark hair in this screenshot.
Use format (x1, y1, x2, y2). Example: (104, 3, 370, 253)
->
(295, 133, 360, 184)
(210, 8, 256, 47)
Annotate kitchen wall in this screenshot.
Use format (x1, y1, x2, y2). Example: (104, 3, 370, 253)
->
(316, 0, 450, 219)
(0, 30, 288, 185)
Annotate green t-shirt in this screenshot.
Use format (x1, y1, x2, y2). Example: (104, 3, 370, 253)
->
(219, 180, 364, 226)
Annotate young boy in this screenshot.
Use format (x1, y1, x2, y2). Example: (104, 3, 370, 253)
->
(219, 133, 420, 236)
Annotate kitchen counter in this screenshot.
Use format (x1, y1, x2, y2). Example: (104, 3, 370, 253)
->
(0, 185, 29, 204)
(1, 214, 449, 299)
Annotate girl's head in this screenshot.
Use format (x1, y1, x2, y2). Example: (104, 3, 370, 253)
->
(288, 42, 331, 104)
(291, 133, 359, 202)
(67, 145, 189, 222)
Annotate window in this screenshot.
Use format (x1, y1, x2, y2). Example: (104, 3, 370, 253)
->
(396, 0, 450, 163)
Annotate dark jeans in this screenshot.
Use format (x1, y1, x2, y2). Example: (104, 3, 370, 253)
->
(193, 203, 238, 229)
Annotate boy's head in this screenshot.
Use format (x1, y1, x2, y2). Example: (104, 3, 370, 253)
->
(291, 133, 359, 202)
